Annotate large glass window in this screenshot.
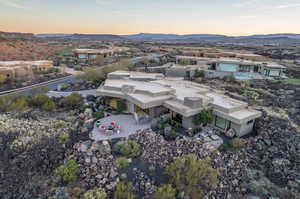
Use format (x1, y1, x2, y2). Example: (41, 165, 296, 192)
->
(78, 54, 87, 59)
(218, 63, 238, 72)
(215, 116, 230, 130)
(269, 70, 280, 77)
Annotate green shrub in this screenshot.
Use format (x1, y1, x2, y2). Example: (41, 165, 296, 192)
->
(54, 159, 78, 184)
(116, 100, 127, 112)
(153, 184, 176, 199)
(113, 182, 136, 199)
(192, 109, 213, 126)
(42, 100, 56, 111)
(243, 90, 260, 100)
(231, 138, 246, 149)
(10, 96, 29, 112)
(30, 94, 56, 111)
(93, 110, 104, 120)
(194, 70, 205, 78)
(219, 138, 246, 152)
(166, 154, 219, 198)
(31, 94, 51, 107)
(62, 93, 84, 109)
(55, 121, 67, 128)
(113, 141, 142, 158)
(116, 157, 129, 168)
(0, 96, 12, 112)
(83, 188, 107, 199)
(59, 134, 70, 143)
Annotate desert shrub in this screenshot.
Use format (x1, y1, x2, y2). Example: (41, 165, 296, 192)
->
(194, 70, 205, 78)
(10, 96, 29, 112)
(83, 188, 107, 199)
(42, 99, 56, 111)
(93, 110, 104, 120)
(30, 94, 56, 111)
(223, 75, 237, 83)
(0, 96, 12, 112)
(243, 90, 260, 100)
(153, 184, 176, 199)
(59, 134, 70, 143)
(55, 121, 67, 128)
(219, 138, 246, 152)
(113, 140, 142, 158)
(116, 100, 127, 112)
(62, 93, 84, 109)
(54, 159, 78, 184)
(80, 68, 105, 85)
(231, 138, 246, 149)
(0, 74, 7, 84)
(113, 182, 136, 199)
(192, 109, 213, 126)
(116, 157, 129, 168)
(166, 154, 219, 199)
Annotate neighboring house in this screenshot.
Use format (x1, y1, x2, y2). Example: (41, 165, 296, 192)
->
(176, 56, 287, 79)
(165, 63, 209, 79)
(97, 71, 262, 137)
(73, 47, 129, 63)
(0, 60, 53, 80)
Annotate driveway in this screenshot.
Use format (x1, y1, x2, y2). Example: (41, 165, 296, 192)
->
(90, 114, 151, 141)
(47, 89, 97, 98)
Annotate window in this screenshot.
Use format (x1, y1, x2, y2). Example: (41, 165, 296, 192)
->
(269, 70, 280, 77)
(215, 116, 230, 130)
(247, 120, 254, 125)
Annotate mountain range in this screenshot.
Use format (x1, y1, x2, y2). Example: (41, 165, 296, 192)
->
(2, 31, 300, 41)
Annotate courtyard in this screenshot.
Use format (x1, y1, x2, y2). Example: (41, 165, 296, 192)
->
(90, 114, 151, 141)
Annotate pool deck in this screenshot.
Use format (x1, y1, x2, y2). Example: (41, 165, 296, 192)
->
(90, 114, 151, 141)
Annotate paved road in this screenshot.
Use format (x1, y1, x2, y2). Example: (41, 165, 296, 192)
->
(47, 89, 97, 98)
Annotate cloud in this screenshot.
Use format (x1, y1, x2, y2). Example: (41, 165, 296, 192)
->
(0, 0, 28, 9)
(233, 0, 260, 7)
(275, 3, 300, 9)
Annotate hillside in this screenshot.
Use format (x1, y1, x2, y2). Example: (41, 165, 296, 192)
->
(0, 39, 68, 61)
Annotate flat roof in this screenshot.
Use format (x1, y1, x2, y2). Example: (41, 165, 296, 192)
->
(73, 47, 128, 54)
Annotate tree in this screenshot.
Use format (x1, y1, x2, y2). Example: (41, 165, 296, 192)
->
(62, 93, 84, 109)
(55, 159, 79, 184)
(116, 100, 127, 112)
(83, 188, 107, 199)
(0, 74, 7, 84)
(166, 154, 219, 199)
(113, 182, 136, 199)
(153, 184, 176, 199)
(113, 140, 142, 158)
(192, 109, 213, 126)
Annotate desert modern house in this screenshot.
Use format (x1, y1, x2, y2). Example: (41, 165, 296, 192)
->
(0, 60, 53, 80)
(175, 56, 287, 79)
(97, 71, 262, 137)
(73, 47, 129, 63)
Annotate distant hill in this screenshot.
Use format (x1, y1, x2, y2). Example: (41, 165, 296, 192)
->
(236, 34, 300, 40)
(0, 31, 34, 39)
(35, 34, 73, 38)
(2, 31, 300, 42)
(69, 34, 124, 40)
(122, 33, 229, 40)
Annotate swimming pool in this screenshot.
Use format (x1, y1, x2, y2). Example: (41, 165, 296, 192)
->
(234, 73, 253, 80)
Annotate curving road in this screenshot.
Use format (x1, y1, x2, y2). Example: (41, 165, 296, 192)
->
(47, 89, 97, 98)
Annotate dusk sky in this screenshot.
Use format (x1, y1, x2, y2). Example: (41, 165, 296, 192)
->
(0, 0, 300, 35)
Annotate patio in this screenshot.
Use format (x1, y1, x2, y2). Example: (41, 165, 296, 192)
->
(90, 114, 151, 141)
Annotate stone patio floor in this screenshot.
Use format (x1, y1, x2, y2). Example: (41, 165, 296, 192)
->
(90, 114, 151, 141)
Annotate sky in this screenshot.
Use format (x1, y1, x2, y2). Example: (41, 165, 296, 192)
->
(0, 0, 300, 35)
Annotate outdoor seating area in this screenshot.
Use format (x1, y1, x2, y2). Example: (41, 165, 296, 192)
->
(95, 120, 121, 135)
(90, 114, 151, 141)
